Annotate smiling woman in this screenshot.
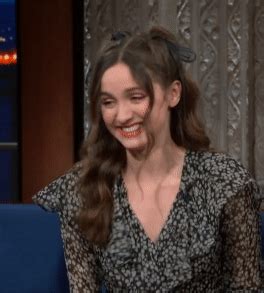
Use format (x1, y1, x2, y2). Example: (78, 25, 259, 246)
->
(33, 26, 263, 292)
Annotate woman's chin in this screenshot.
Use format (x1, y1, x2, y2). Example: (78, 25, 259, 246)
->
(123, 142, 149, 158)
(117, 134, 147, 151)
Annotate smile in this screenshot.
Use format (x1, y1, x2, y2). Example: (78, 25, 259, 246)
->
(118, 124, 142, 138)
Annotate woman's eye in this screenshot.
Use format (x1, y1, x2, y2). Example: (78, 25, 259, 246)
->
(101, 100, 115, 108)
(131, 95, 146, 101)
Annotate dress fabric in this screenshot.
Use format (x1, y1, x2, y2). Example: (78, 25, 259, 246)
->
(32, 150, 264, 292)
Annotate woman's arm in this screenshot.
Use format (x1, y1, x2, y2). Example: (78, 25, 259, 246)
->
(221, 180, 263, 291)
(33, 165, 100, 292)
(60, 217, 100, 292)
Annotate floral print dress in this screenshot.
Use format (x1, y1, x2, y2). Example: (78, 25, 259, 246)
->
(33, 150, 264, 292)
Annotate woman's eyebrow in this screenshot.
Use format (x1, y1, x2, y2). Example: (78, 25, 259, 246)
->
(98, 91, 115, 98)
(99, 87, 144, 98)
(125, 87, 144, 94)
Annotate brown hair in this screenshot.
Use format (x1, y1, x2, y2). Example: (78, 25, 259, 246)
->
(77, 26, 210, 247)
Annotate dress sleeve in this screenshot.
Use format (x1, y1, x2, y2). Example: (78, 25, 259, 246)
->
(32, 165, 100, 292)
(60, 216, 100, 292)
(221, 179, 263, 291)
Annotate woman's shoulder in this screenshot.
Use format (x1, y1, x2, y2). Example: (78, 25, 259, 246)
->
(185, 150, 260, 205)
(32, 162, 83, 216)
(183, 149, 263, 215)
(187, 149, 251, 184)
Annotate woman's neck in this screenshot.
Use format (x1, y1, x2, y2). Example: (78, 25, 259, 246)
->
(124, 141, 185, 182)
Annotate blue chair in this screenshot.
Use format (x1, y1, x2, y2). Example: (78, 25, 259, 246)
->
(0, 204, 69, 293)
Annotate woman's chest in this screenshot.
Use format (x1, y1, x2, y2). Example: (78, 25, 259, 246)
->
(96, 176, 223, 290)
(95, 211, 222, 292)
(126, 183, 181, 243)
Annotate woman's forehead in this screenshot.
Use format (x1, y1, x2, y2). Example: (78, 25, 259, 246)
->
(101, 63, 142, 92)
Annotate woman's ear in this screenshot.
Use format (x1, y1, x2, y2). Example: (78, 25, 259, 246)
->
(167, 80, 181, 108)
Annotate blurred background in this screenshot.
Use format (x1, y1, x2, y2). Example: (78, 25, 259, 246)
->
(0, 0, 263, 204)
(0, 0, 18, 203)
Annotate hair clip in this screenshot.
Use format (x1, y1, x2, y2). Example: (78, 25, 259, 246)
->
(178, 46, 196, 63)
(111, 31, 130, 42)
(165, 40, 196, 63)
(152, 35, 196, 63)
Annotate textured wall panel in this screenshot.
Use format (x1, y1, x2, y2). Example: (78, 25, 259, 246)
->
(199, 0, 220, 148)
(225, 0, 253, 169)
(254, 0, 264, 191)
(176, 0, 191, 45)
(147, 0, 159, 27)
(226, 0, 244, 161)
(117, 0, 142, 32)
(83, 0, 91, 137)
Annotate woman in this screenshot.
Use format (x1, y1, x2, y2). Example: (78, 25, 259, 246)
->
(33, 27, 263, 292)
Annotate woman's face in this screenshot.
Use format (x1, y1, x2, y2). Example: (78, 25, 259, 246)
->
(99, 62, 180, 153)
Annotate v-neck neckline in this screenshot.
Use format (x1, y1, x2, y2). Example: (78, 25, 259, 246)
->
(119, 149, 190, 247)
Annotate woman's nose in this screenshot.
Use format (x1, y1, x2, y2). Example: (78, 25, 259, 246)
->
(115, 102, 133, 124)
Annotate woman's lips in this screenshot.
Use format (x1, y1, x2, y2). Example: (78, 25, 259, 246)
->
(117, 124, 142, 138)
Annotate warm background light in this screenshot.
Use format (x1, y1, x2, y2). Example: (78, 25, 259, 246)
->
(0, 50, 17, 64)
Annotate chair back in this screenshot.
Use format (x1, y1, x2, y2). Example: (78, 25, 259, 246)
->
(0, 204, 69, 293)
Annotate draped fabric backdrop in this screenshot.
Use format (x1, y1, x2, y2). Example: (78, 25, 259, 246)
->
(83, 0, 264, 199)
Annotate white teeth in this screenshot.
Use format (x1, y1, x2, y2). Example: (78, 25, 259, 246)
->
(121, 125, 140, 132)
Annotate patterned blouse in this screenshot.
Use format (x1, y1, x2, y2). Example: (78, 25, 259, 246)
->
(33, 150, 264, 292)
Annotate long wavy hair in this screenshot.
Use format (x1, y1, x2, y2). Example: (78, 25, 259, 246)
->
(77, 26, 210, 247)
